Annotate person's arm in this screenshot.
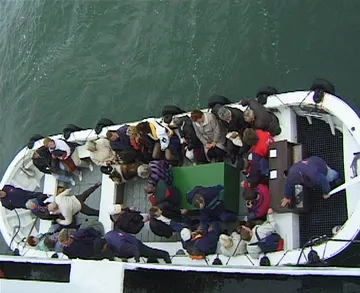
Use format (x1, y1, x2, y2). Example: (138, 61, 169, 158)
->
(56, 212, 73, 226)
(284, 183, 294, 199)
(248, 100, 269, 129)
(192, 123, 208, 146)
(210, 115, 223, 145)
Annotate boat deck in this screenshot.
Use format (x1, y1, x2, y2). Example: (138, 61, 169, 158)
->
(49, 115, 349, 248)
(297, 116, 348, 246)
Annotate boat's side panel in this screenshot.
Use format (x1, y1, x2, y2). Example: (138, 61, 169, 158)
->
(342, 124, 360, 217)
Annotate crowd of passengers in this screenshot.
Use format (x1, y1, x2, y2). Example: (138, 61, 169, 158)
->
(0, 96, 341, 263)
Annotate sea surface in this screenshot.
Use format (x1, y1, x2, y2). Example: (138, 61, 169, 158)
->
(1, 0, 360, 291)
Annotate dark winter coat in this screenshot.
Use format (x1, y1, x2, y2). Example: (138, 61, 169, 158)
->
(248, 100, 281, 136)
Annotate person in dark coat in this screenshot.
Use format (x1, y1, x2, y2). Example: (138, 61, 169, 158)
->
(240, 99, 281, 137)
(106, 125, 142, 163)
(61, 227, 112, 260)
(0, 185, 49, 211)
(104, 230, 171, 263)
(180, 222, 220, 256)
(186, 185, 238, 230)
(148, 203, 194, 237)
(281, 156, 339, 207)
(217, 106, 251, 163)
(172, 116, 207, 164)
(25, 194, 59, 221)
(109, 206, 145, 234)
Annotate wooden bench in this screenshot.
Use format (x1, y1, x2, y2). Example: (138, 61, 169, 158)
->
(98, 174, 117, 233)
(172, 162, 241, 213)
(269, 140, 309, 213)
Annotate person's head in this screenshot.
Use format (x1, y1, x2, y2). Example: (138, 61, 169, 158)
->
(219, 234, 234, 249)
(242, 188, 259, 201)
(27, 236, 39, 247)
(0, 190, 6, 198)
(149, 206, 162, 218)
(137, 164, 150, 179)
(191, 194, 205, 209)
(242, 128, 259, 146)
(43, 137, 55, 149)
(180, 228, 192, 242)
(135, 122, 151, 135)
(244, 108, 255, 123)
(190, 109, 205, 123)
(58, 229, 75, 247)
(25, 199, 38, 210)
(43, 236, 56, 250)
(126, 125, 138, 138)
(217, 106, 232, 123)
(238, 225, 253, 241)
(106, 130, 118, 141)
(86, 141, 97, 152)
(47, 202, 58, 214)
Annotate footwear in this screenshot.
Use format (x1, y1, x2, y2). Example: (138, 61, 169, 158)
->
(69, 178, 76, 186)
(89, 162, 94, 172)
(78, 171, 83, 182)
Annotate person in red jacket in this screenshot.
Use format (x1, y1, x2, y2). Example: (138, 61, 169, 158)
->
(241, 128, 274, 188)
(242, 184, 271, 221)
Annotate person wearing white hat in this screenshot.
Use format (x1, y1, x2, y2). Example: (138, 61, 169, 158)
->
(180, 222, 220, 256)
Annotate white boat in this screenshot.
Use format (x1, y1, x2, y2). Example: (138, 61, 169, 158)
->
(1, 80, 360, 276)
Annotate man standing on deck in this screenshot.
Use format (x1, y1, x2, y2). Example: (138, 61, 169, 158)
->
(281, 156, 340, 207)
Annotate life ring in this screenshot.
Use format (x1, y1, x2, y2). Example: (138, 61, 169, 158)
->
(255, 86, 278, 105)
(310, 79, 335, 95)
(94, 118, 115, 135)
(63, 124, 85, 140)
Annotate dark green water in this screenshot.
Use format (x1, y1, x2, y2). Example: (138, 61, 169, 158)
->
(1, 0, 360, 290)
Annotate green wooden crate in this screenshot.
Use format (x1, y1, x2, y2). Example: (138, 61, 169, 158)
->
(172, 162, 240, 213)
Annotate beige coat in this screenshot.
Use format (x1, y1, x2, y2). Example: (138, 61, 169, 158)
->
(89, 138, 117, 166)
(246, 214, 276, 259)
(192, 112, 227, 153)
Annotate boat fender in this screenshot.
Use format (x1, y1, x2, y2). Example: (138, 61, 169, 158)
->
(307, 249, 320, 264)
(161, 105, 186, 117)
(255, 86, 278, 105)
(259, 256, 271, 266)
(27, 134, 45, 149)
(207, 95, 232, 109)
(95, 118, 115, 135)
(63, 124, 85, 140)
(212, 256, 223, 265)
(162, 105, 186, 124)
(310, 79, 335, 95)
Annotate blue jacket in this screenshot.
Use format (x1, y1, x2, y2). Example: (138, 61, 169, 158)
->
(285, 156, 329, 198)
(184, 222, 220, 255)
(1, 185, 46, 210)
(110, 125, 132, 151)
(105, 230, 140, 259)
(186, 185, 224, 208)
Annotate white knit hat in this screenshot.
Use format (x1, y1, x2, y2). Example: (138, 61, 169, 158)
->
(180, 228, 191, 242)
(108, 204, 122, 215)
(219, 234, 233, 249)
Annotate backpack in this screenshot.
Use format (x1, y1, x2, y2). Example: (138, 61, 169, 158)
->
(249, 227, 284, 253)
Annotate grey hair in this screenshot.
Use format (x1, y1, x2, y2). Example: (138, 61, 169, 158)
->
(137, 164, 150, 179)
(244, 108, 255, 122)
(217, 106, 232, 121)
(47, 202, 58, 212)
